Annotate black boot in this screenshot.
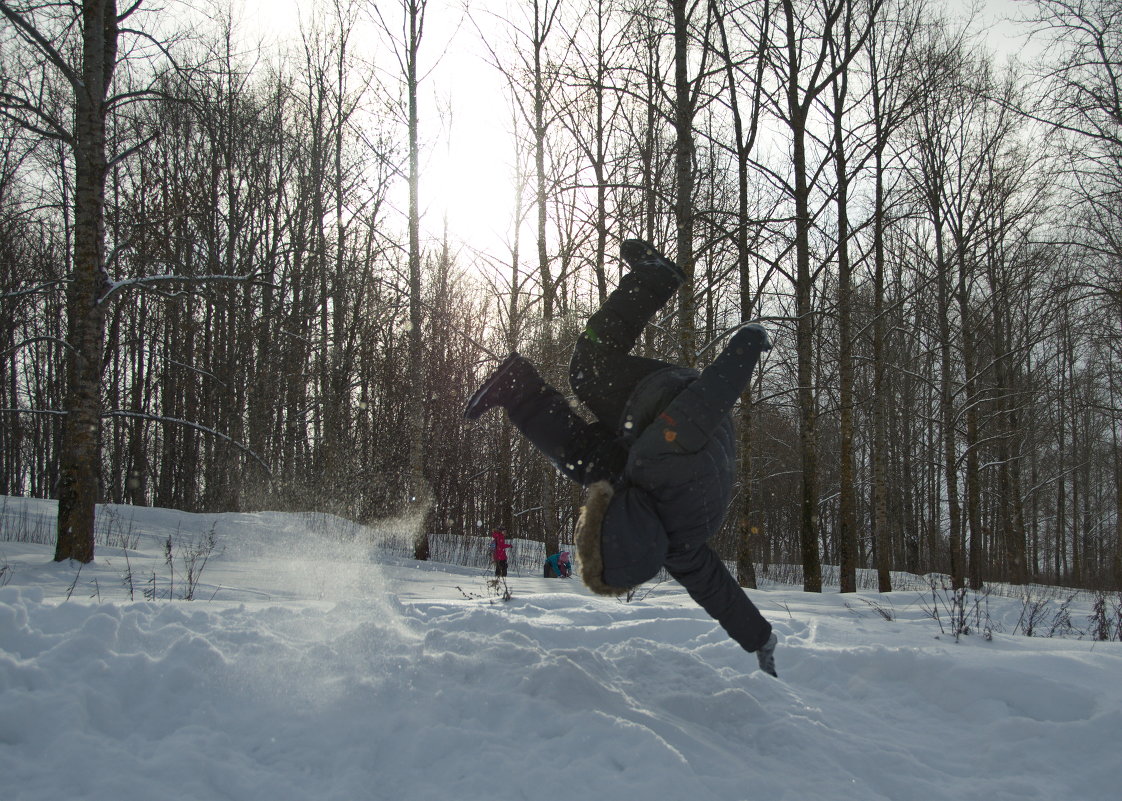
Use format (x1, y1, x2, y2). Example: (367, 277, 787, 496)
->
(576, 240, 683, 357)
(729, 322, 772, 352)
(621, 238, 687, 285)
(463, 353, 542, 420)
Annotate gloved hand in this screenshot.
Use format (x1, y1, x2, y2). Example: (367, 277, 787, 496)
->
(730, 323, 772, 353)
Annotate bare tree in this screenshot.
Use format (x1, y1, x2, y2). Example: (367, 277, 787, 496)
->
(826, 6, 865, 593)
(669, 0, 714, 363)
(555, 0, 628, 303)
(0, 1, 157, 561)
(865, 0, 928, 592)
(371, 0, 436, 558)
(763, 0, 882, 592)
(1025, 0, 1122, 588)
(904, 24, 987, 589)
(472, 0, 575, 556)
(707, 0, 776, 588)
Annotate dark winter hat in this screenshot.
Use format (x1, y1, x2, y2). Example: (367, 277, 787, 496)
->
(576, 481, 668, 596)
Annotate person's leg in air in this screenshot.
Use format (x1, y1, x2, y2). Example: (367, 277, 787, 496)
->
(569, 239, 686, 428)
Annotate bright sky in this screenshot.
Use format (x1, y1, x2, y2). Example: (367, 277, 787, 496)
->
(952, 0, 1047, 62)
(233, 0, 519, 255)
(227, 0, 1038, 259)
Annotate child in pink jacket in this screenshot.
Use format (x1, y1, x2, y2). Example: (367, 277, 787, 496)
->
(490, 529, 511, 577)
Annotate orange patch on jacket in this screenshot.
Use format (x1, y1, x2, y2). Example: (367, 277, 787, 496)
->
(659, 411, 678, 441)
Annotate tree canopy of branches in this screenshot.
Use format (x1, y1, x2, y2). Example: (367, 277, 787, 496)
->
(1, 0, 1119, 591)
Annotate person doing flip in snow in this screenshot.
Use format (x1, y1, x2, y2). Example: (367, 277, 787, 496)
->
(464, 239, 778, 677)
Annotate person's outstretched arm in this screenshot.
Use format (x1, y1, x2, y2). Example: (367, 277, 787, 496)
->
(644, 324, 771, 453)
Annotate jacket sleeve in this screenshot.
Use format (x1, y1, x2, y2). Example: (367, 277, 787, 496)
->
(643, 326, 768, 453)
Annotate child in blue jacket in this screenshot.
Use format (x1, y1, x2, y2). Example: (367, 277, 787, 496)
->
(544, 551, 572, 578)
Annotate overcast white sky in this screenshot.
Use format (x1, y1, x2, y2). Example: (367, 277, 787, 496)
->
(227, 0, 517, 253)
(225, 0, 1042, 257)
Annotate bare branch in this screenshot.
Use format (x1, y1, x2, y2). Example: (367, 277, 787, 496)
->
(105, 411, 273, 476)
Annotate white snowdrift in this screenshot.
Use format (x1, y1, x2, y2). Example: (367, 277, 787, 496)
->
(1, 497, 1119, 801)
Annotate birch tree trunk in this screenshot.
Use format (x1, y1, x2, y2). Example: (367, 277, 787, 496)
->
(0, 1, 120, 562)
(55, 2, 116, 561)
(401, 0, 434, 560)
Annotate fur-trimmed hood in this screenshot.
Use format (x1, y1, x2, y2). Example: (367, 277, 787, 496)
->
(575, 481, 626, 596)
(575, 480, 669, 596)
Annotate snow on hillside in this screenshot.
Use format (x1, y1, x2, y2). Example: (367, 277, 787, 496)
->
(1, 497, 1119, 801)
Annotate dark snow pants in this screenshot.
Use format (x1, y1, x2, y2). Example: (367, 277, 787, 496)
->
(506, 263, 679, 485)
(568, 264, 680, 426)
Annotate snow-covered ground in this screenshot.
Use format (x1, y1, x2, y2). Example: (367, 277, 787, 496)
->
(1, 496, 1119, 801)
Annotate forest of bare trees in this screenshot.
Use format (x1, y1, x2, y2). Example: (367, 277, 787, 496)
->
(2, 0, 1120, 592)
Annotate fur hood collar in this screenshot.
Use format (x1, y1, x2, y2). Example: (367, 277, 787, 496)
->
(575, 481, 631, 596)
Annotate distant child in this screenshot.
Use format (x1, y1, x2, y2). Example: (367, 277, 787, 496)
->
(490, 529, 511, 578)
(543, 551, 572, 578)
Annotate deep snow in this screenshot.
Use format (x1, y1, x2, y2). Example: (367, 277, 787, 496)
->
(1, 496, 1119, 801)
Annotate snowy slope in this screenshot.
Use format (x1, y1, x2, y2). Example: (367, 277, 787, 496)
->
(1, 497, 1119, 801)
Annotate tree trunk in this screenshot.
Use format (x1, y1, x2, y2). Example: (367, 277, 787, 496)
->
(935, 226, 965, 588)
(866, 5, 911, 594)
(671, 0, 696, 365)
(55, 1, 119, 563)
(1114, 413, 1122, 589)
(955, 248, 983, 590)
(711, 0, 769, 588)
(780, 0, 822, 592)
(832, 57, 858, 594)
(404, 0, 433, 561)
(531, 0, 560, 559)
(869, 77, 892, 592)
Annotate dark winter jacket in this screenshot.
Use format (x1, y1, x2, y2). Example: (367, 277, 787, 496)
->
(576, 331, 772, 652)
(577, 364, 734, 590)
